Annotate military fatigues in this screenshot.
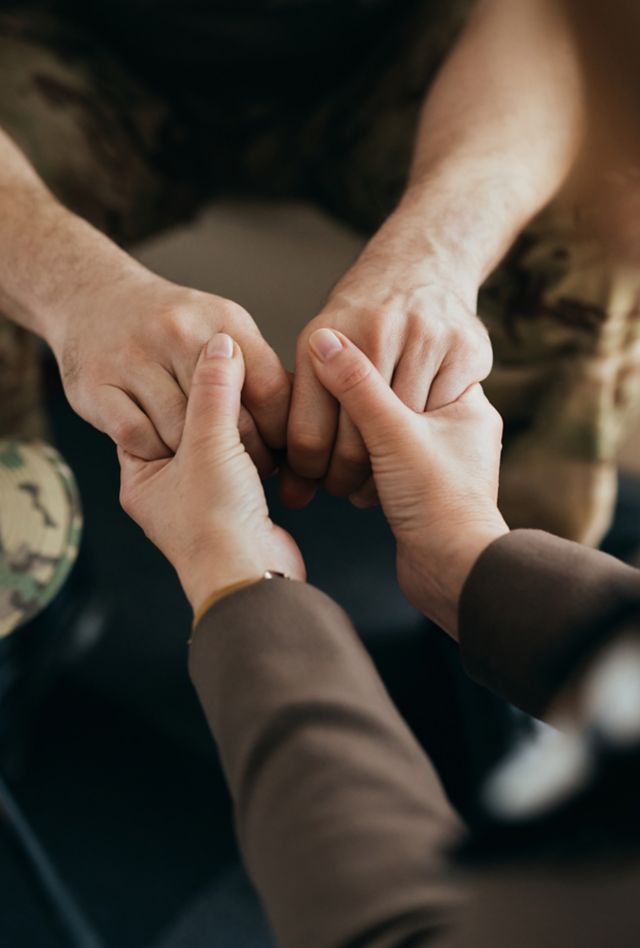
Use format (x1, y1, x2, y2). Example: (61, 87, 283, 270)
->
(1, 0, 640, 555)
(0, 441, 82, 638)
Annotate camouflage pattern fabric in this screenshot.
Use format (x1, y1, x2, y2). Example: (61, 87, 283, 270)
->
(0, 1, 639, 543)
(0, 440, 82, 638)
(481, 210, 640, 545)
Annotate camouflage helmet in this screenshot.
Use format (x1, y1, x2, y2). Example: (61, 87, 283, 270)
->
(0, 440, 82, 639)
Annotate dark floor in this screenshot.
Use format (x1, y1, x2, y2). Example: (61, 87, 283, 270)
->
(3, 378, 639, 948)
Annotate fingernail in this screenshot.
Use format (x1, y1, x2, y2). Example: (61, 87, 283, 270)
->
(206, 333, 233, 358)
(309, 328, 343, 362)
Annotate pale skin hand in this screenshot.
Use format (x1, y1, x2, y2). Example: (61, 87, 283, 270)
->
(286, 217, 492, 506)
(0, 0, 584, 476)
(287, 0, 586, 506)
(308, 328, 509, 637)
(118, 326, 506, 630)
(0, 130, 290, 465)
(118, 333, 305, 614)
(50, 269, 291, 469)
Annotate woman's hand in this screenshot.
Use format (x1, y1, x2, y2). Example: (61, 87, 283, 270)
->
(118, 333, 305, 614)
(308, 328, 508, 636)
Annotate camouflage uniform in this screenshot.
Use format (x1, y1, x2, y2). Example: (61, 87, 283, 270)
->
(1, 1, 639, 544)
(0, 440, 82, 638)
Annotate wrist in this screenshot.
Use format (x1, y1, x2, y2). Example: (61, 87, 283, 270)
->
(391, 162, 538, 286)
(382, 198, 484, 290)
(342, 211, 480, 315)
(43, 231, 150, 353)
(178, 555, 269, 616)
(192, 577, 263, 627)
(400, 512, 509, 638)
(0, 188, 147, 347)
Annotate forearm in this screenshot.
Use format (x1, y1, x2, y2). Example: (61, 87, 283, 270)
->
(382, 0, 585, 286)
(0, 128, 145, 346)
(189, 579, 462, 948)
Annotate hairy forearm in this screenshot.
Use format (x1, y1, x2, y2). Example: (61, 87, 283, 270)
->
(0, 129, 144, 346)
(388, 0, 586, 284)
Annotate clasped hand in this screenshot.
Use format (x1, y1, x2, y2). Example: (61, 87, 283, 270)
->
(53, 214, 491, 509)
(119, 329, 507, 637)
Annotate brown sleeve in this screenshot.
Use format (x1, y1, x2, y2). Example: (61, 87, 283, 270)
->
(188, 578, 462, 948)
(458, 529, 640, 717)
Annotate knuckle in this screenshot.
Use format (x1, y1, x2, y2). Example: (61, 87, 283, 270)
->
(441, 327, 492, 378)
(111, 415, 144, 447)
(360, 305, 394, 328)
(471, 319, 491, 347)
(406, 306, 431, 332)
(415, 319, 447, 355)
(438, 319, 475, 354)
(448, 322, 470, 346)
(467, 333, 493, 376)
(163, 392, 187, 425)
(254, 370, 290, 405)
(359, 311, 392, 343)
(163, 307, 200, 348)
(220, 299, 252, 328)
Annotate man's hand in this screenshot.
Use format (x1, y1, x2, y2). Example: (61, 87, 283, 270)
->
(287, 219, 492, 505)
(119, 333, 305, 613)
(0, 133, 290, 468)
(47, 269, 291, 470)
(287, 0, 586, 507)
(308, 328, 507, 636)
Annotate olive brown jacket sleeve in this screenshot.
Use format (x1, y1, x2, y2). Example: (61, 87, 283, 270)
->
(187, 529, 640, 948)
(188, 578, 462, 948)
(458, 529, 640, 718)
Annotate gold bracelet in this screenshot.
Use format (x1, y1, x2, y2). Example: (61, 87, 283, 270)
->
(191, 570, 290, 632)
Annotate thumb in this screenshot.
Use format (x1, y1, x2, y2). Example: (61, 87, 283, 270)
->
(182, 333, 245, 451)
(308, 329, 407, 452)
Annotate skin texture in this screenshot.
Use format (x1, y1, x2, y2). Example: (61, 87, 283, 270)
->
(119, 331, 507, 636)
(52, 269, 291, 469)
(0, 1, 585, 492)
(307, 328, 508, 635)
(286, 0, 586, 505)
(118, 333, 305, 612)
(0, 133, 291, 466)
(286, 230, 492, 507)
